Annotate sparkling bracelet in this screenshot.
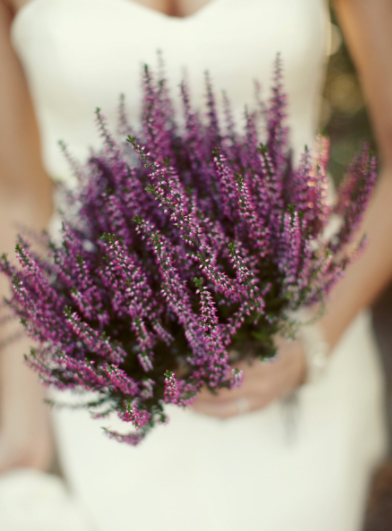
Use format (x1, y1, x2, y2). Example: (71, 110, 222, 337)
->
(293, 309, 330, 384)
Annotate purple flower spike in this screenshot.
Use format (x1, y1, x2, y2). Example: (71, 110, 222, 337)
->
(163, 371, 181, 405)
(229, 368, 244, 389)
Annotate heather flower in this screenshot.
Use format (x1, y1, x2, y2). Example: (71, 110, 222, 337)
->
(229, 368, 244, 390)
(0, 57, 376, 444)
(163, 371, 181, 405)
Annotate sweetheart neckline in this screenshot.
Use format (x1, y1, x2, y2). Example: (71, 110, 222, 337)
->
(11, 0, 220, 33)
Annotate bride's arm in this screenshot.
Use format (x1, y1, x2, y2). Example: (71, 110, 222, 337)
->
(0, 1, 53, 471)
(321, 0, 392, 348)
(193, 0, 392, 418)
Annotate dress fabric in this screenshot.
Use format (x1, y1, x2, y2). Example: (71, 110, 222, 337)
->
(11, 1, 388, 530)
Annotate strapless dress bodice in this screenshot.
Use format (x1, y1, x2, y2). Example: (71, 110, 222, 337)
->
(12, 0, 329, 183)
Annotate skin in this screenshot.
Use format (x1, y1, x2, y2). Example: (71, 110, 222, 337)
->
(0, 0, 391, 472)
(0, 1, 54, 472)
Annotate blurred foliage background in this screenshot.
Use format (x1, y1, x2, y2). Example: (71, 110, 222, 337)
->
(322, 9, 375, 184)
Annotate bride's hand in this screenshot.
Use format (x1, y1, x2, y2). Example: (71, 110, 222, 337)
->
(192, 337, 307, 419)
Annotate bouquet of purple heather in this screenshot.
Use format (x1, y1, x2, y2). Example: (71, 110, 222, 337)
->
(0, 59, 376, 445)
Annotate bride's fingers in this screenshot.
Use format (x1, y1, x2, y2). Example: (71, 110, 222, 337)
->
(195, 386, 251, 403)
(195, 381, 244, 403)
(195, 373, 275, 404)
(192, 394, 267, 419)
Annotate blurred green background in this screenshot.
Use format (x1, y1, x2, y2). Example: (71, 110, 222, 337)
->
(322, 9, 375, 184)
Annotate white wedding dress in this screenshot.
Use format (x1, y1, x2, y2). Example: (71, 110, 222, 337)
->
(11, 1, 388, 530)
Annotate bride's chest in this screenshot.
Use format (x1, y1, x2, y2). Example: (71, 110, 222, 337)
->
(12, 0, 328, 123)
(12, 0, 328, 71)
(12, 0, 212, 17)
(11, 0, 329, 182)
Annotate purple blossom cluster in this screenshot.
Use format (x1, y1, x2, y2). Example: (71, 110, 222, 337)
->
(0, 58, 376, 444)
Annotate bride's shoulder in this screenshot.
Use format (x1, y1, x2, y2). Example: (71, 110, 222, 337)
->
(1, 0, 29, 16)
